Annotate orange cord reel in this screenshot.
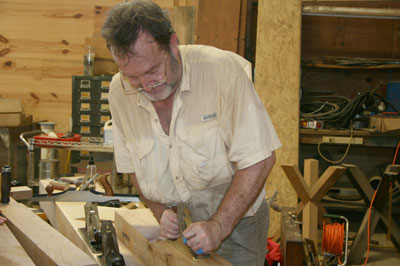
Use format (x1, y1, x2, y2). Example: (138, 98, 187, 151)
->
(322, 214, 349, 266)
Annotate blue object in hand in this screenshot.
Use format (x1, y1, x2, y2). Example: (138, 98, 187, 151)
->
(182, 236, 205, 255)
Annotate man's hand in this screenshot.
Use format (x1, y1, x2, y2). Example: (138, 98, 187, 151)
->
(159, 208, 180, 239)
(0, 211, 6, 225)
(183, 219, 225, 254)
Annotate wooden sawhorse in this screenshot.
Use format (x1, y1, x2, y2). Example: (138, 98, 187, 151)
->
(281, 159, 346, 247)
(344, 164, 400, 264)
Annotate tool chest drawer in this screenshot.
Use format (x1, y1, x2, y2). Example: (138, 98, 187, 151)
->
(72, 75, 112, 138)
(73, 102, 111, 114)
(72, 113, 111, 126)
(72, 76, 111, 103)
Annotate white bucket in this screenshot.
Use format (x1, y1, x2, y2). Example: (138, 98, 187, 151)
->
(103, 120, 113, 144)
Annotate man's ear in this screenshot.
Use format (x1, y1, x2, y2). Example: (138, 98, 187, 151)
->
(170, 33, 179, 54)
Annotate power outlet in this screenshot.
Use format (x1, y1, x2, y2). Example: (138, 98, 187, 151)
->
(322, 136, 364, 145)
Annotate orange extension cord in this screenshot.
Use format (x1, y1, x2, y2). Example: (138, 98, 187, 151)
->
(322, 220, 345, 265)
(322, 141, 400, 266)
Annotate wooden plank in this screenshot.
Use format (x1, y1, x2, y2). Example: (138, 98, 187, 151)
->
(0, 198, 97, 266)
(0, 223, 35, 266)
(237, 0, 248, 57)
(303, 5, 400, 17)
(281, 164, 311, 204)
(0, 98, 22, 113)
(10, 186, 32, 200)
(256, 0, 302, 238)
(343, 164, 375, 202)
(0, 114, 23, 127)
(310, 166, 346, 202)
(55, 202, 143, 265)
(195, 0, 241, 53)
(302, 159, 319, 248)
(115, 209, 232, 266)
(170, 6, 195, 45)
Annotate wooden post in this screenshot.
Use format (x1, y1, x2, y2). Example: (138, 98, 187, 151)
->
(302, 159, 319, 248)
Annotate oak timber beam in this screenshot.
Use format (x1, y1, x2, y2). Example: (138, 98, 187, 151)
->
(0, 222, 35, 266)
(0, 198, 97, 266)
(115, 208, 232, 266)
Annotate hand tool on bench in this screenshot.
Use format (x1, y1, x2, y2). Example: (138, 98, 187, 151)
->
(79, 203, 103, 253)
(177, 202, 209, 259)
(98, 220, 125, 266)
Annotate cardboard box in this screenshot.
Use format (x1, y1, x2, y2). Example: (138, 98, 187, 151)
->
(369, 115, 400, 132)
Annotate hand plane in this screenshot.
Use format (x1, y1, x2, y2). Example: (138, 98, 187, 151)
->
(79, 203, 103, 253)
(177, 202, 209, 259)
(98, 220, 125, 266)
(79, 203, 125, 266)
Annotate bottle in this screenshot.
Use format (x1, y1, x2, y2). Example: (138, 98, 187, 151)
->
(85, 157, 97, 190)
(83, 45, 95, 76)
(1, 165, 12, 203)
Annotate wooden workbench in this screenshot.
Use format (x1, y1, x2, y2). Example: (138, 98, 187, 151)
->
(38, 179, 144, 265)
(38, 179, 231, 265)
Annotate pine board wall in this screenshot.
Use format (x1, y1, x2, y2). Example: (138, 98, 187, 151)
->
(0, 0, 245, 132)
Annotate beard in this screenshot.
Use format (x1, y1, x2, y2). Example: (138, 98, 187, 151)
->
(141, 51, 181, 102)
(141, 84, 175, 102)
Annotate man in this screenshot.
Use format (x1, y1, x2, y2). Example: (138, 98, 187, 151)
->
(101, 1, 281, 265)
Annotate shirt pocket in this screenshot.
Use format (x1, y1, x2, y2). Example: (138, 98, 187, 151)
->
(126, 139, 160, 198)
(178, 121, 234, 190)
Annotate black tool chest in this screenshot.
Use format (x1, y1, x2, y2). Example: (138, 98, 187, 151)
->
(72, 75, 112, 138)
(71, 75, 112, 162)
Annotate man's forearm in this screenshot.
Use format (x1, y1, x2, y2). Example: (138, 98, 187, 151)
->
(129, 173, 168, 222)
(211, 152, 276, 238)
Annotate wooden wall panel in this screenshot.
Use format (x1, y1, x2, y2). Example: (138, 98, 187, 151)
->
(195, 0, 242, 53)
(302, 16, 400, 59)
(255, 0, 302, 238)
(0, 0, 199, 132)
(0, 0, 121, 132)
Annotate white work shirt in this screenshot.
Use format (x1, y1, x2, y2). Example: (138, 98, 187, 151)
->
(109, 45, 281, 221)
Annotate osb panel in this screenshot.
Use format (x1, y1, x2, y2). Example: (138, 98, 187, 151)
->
(255, 0, 301, 239)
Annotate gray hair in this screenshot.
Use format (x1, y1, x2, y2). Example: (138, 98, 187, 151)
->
(101, 0, 174, 57)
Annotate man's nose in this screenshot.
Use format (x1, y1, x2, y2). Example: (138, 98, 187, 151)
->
(129, 76, 152, 91)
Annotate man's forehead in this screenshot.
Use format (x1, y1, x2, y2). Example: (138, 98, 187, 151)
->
(131, 31, 160, 57)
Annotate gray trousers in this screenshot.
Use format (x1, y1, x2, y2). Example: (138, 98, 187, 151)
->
(216, 199, 269, 266)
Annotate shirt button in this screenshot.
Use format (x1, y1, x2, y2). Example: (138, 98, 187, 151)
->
(169, 144, 172, 148)
(175, 176, 179, 180)
(155, 118, 158, 122)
